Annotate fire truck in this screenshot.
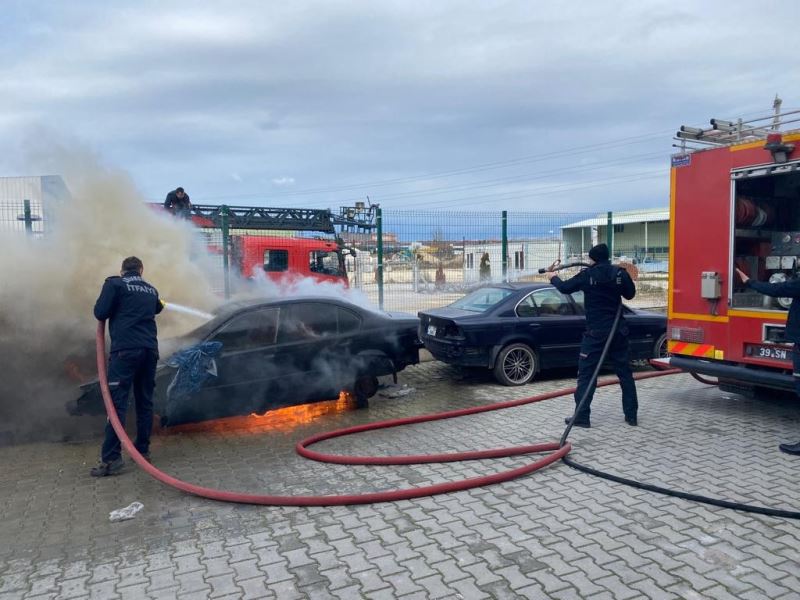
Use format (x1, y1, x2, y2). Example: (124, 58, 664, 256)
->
(664, 102, 800, 395)
(158, 202, 377, 289)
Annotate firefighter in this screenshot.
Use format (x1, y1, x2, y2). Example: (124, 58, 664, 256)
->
(164, 186, 192, 219)
(546, 243, 638, 427)
(90, 256, 164, 476)
(736, 267, 800, 455)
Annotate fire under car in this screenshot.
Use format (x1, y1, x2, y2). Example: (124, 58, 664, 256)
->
(70, 297, 422, 426)
(418, 283, 667, 385)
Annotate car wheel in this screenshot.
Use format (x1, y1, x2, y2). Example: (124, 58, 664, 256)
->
(653, 333, 668, 358)
(353, 375, 379, 409)
(493, 343, 537, 386)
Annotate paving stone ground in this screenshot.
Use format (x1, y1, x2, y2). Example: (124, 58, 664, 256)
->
(1, 362, 799, 599)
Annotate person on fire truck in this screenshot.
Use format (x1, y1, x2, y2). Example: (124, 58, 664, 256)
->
(736, 267, 800, 456)
(546, 243, 638, 427)
(164, 186, 192, 219)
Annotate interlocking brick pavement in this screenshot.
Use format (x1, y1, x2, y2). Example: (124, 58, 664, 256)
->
(1, 362, 799, 599)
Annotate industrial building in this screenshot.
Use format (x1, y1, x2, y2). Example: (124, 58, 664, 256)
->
(561, 208, 669, 263)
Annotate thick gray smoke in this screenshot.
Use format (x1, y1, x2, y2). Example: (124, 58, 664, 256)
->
(0, 146, 383, 443)
(0, 149, 220, 444)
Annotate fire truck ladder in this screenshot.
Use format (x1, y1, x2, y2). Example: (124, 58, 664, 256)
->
(190, 204, 377, 233)
(674, 96, 800, 151)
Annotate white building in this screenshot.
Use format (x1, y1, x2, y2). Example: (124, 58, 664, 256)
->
(561, 208, 669, 261)
(0, 175, 71, 235)
(462, 239, 563, 284)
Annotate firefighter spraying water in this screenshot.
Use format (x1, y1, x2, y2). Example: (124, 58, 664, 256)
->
(541, 244, 639, 429)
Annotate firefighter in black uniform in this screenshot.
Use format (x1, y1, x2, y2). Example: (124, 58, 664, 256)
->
(546, 243, 638, 427)
(90, 256, 164, 476)
(736, 267, 800, 455)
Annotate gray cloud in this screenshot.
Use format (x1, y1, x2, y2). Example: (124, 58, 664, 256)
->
(1, 1, 799, 210)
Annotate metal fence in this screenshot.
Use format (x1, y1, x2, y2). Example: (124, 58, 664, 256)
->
(188, 206, 670, 312)
(364, 209, 669, 312)
(0, 199, 670, 312)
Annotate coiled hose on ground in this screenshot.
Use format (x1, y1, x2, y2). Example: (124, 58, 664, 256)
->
(96, 319, 800, 518)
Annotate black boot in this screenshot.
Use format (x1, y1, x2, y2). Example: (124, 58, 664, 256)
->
(90, 457, 124, 477)
(778, 441, 800, 455)
(625, 417, 638, 426)
(564, 416, 590, 428)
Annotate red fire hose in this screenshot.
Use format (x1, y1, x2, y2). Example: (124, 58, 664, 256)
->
(96, 321, 671, 506)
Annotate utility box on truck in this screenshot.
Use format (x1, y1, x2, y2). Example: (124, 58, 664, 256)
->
(665, 107, 800, 394)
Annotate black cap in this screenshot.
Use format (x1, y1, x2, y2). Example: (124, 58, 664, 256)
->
(176, 187, 184, 193)
(588, 243, 610, 262)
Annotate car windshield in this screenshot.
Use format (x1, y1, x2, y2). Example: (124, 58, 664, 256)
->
(450, 287, 515, 312)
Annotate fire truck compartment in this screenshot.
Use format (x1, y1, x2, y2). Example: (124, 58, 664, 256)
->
(732, 161, 800, 310)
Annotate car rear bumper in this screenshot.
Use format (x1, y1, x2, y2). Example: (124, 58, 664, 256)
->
(421, 336, 490, 367)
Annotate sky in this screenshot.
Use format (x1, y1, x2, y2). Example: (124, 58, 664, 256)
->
(1, 0, 799, 214)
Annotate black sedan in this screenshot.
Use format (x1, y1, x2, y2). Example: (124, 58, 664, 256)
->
(419, 283, 666, 386)
(71, 297, 422, 426)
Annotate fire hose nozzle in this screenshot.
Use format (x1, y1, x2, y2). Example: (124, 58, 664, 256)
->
(539, 261, 591, 274)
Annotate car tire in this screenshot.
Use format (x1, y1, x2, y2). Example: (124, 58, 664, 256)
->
(653, 333, 668, 359)
(353, 375, 379, 409)
(493, 343, 537, 386)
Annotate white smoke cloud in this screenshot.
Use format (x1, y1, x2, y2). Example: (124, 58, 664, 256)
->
(0, 141, 222, 442)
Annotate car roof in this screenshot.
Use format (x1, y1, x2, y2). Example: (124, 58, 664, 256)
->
(470, 282, 554, 292)
(214, 295, 358, 316)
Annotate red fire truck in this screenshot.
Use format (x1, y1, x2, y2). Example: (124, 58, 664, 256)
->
(232, 235, 349, 286)
(157, 203, 375, 288)
(664, 105, 800, 395)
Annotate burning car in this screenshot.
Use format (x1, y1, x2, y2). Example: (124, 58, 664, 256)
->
(71, 297, 422, 426)
(419, 283, 667, 386)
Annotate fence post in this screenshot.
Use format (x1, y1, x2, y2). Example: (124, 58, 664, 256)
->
(412, 251, 419, 293)
(221, 205, 231, 299)
(377, 207, 384, 310)
(501, 210, 508, 282)
(23, 199, 33, 235)
(462, 236, 466, 285)
(606, 211, 613, 256)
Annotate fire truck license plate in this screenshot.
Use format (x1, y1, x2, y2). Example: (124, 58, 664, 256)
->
(747, 344, 790, 361)
(427, 325, 437, 336)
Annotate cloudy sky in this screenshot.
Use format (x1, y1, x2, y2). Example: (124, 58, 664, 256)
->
(2, 1, 799, 212)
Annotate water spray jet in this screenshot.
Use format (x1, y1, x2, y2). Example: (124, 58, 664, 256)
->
(161, 301, 214, 321)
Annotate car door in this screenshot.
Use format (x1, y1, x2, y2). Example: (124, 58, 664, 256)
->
(517, 288, 585, 369)
(277, 302, 344, 403)
(165, 307, 281, 424)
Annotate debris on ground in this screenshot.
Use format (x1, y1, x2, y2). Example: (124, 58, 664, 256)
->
(379, 384, 416, 399)
(109, 501, 144, 522)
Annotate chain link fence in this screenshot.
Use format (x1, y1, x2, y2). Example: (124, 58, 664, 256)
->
(0, 185, 670, 312)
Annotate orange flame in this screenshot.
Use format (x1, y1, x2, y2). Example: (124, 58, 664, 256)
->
(164, 391, 355, 436)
